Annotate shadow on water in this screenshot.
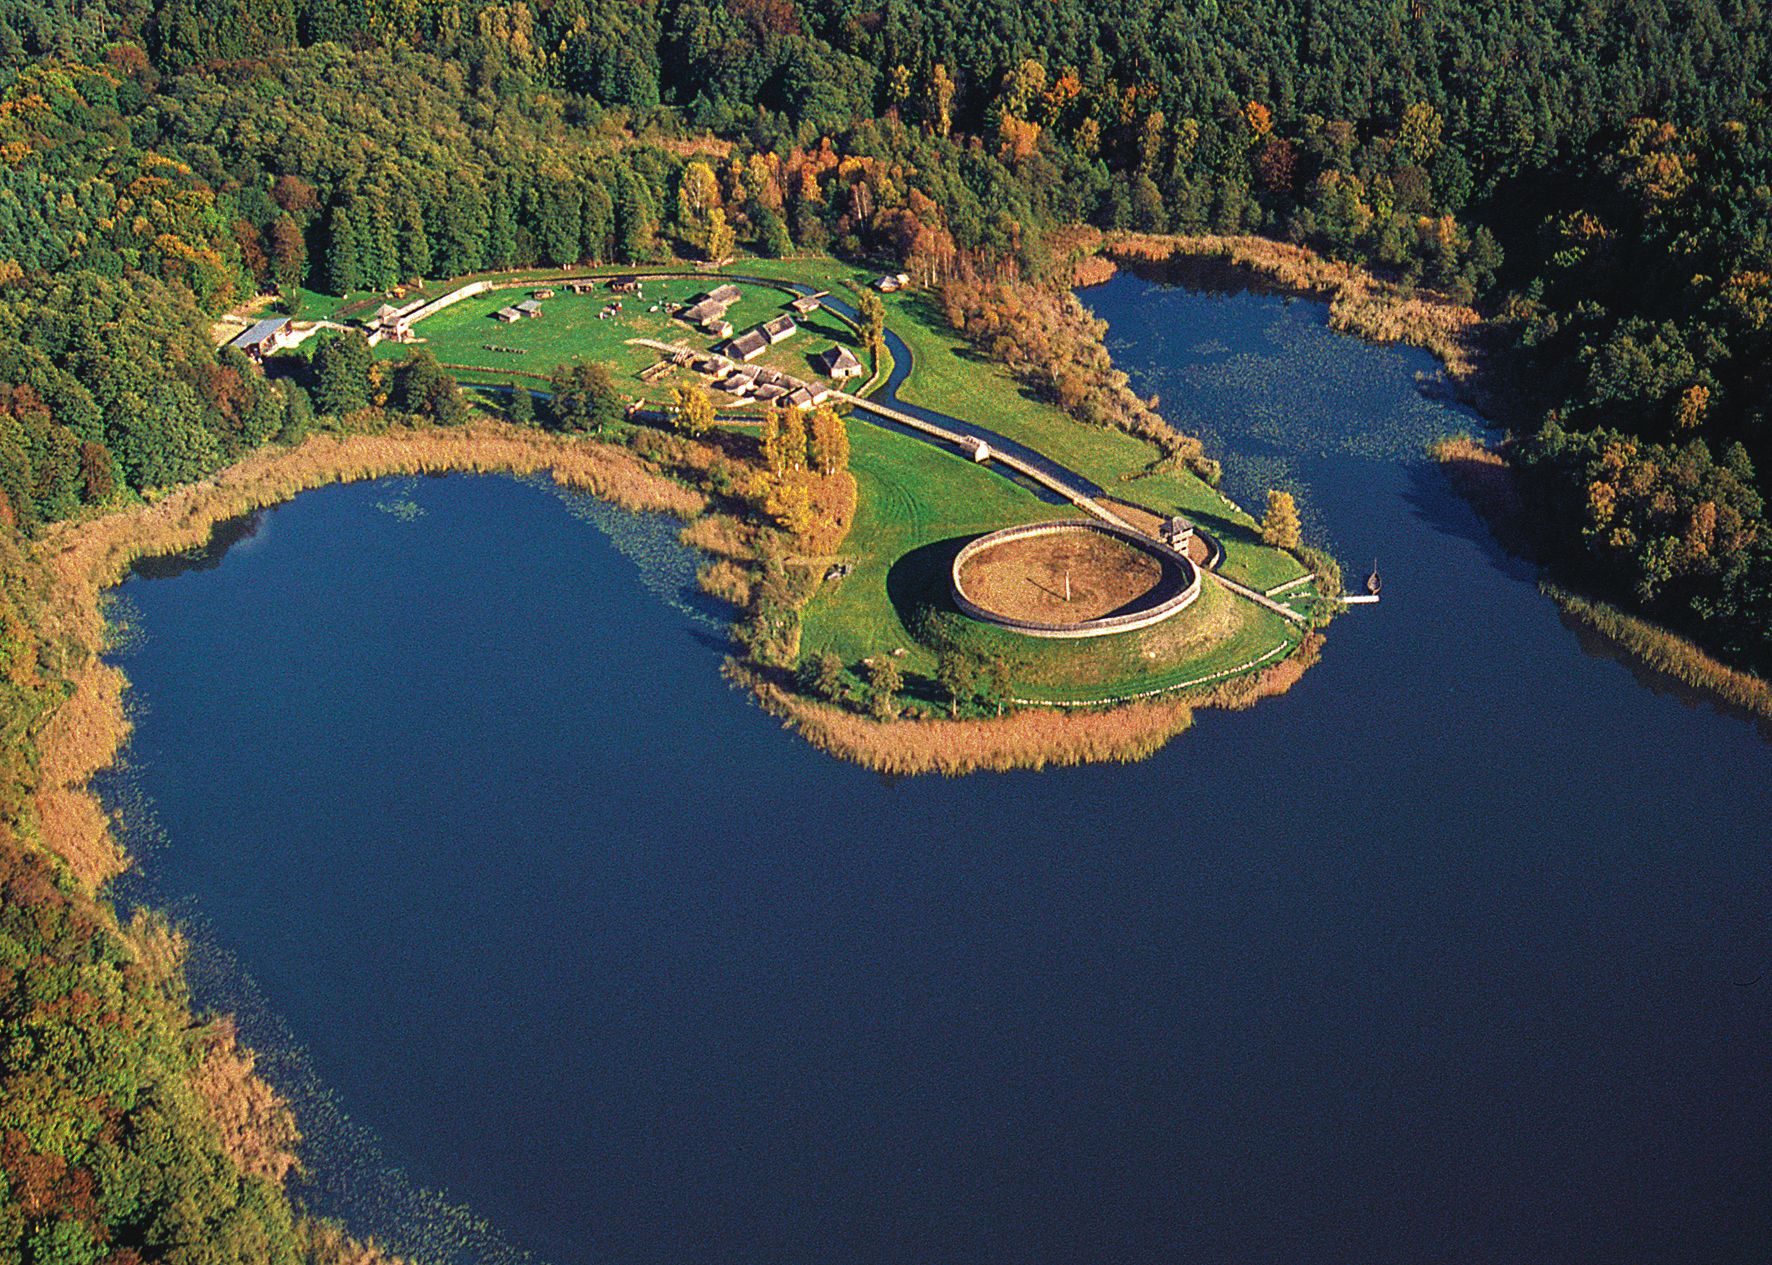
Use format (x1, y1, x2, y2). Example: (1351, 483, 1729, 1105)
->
(1557, 604, 1772, 742)
(1397, 460, 1537, 585)
(1109, 253, 1302, 298)
(130, 509, 268, 580)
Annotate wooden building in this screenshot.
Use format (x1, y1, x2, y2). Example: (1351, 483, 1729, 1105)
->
(725, 329, 769, 362)
(228, 316, 293, 362)
(815, 345, 864, 380)
(1160, 516, 1195, 551)
(761, 314, 798, 343)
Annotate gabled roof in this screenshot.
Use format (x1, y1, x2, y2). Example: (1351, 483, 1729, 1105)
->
(783, 387, 814, 408)
(706, 283, 742, 305)
(761, 315, 797, 339)
(725, 329, 768, 360)
(229, 317, 290, 350)
(816, 345, 863, 375)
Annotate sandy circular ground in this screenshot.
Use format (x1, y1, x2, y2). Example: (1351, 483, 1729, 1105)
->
(957, 528, 1179, 623)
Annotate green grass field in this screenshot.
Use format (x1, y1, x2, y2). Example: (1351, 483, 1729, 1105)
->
(799, 421, 1070, 676)
(369, 268, 878, 406)
(312, 252, 1309, 702)
(801, 419, 1295, 707)
(880, 289, 1306, 592)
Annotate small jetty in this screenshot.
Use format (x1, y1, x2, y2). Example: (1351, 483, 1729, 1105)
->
(1343, 560, 1383, 605)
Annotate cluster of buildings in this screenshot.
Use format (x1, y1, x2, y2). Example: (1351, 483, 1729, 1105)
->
(723, 313, 798, 362)
(712, 364, 832, 410)
(682, 283, 744, 337)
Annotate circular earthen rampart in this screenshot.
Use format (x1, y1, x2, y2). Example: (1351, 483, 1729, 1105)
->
(950, 520, 1201, 639)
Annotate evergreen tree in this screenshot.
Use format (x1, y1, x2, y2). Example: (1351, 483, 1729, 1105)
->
(582, 184, 615, 263)
(324, 205, 362, 294)
(398, 198, 432, 280)
(311, 331, 371, 416)
(615, 166, 658, 263)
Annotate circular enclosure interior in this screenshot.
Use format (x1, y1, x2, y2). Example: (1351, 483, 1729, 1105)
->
(950, 522, 1201, 638)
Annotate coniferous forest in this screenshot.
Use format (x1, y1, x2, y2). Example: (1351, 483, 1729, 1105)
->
(1, 1, 1769, 1259)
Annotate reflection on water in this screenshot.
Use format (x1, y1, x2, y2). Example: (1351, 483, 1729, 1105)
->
(129, 508, 268, 580)
(103, 281, 1772, 1265)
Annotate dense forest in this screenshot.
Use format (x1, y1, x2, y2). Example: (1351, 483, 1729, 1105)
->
(0, 0, 1768, 1257)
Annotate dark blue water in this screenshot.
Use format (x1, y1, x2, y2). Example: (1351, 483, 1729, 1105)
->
(106, 281, 1771, 1265)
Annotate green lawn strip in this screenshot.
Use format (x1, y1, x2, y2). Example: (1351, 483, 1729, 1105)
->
(372, 278, 716, 380)
(799, 419, 1078, 682)
(944, 577, 1299, 705)
(880, 289, 1306, 592)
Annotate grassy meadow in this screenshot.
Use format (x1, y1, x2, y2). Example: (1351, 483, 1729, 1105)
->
(800, 419, 1298, 708)
(879, 289, 1307, 592)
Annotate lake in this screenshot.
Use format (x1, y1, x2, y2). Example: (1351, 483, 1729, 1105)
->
(105, 275, 1772, 1265)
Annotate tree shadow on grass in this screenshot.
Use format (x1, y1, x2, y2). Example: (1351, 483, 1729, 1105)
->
(881, 535, 975, 703)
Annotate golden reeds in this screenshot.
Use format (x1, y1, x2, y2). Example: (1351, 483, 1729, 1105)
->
(32, 421, 704, 885)
(1101, 231, 1483, 383)
(736, 666, 1198, 774)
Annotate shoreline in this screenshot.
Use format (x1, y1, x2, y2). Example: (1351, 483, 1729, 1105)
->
(37, 411, 1323, 893)
(732, 631, 1321, 775)
(1067, 237, 1769, 733)
(1433, 435, 1772, 728)
(36, 421, 706, 889)
(1061, 228, 1485, 391)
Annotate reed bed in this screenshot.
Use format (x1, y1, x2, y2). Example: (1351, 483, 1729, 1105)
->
(1432, 436, 1771, 722)
(1090, 230, 1483, 383)
(33, 422, 704, 885)
(678, 512, 754, 559)
(737, 666, 1198, 774)
(697, 559, 755, 606)
(1547, 585, 1772, 723)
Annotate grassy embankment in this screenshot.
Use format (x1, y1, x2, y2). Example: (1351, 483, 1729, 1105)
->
(1435, 435, 1772, 724)
(878, 287, 1309, 594)
(798, 420, 1304, 708)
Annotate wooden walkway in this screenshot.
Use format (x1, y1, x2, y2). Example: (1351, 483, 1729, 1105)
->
(634, 338, 1312, 626)
(827, 390, 1149, 536)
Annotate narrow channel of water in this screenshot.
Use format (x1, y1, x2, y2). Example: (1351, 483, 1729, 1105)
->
(105, 283, 1770, 1265)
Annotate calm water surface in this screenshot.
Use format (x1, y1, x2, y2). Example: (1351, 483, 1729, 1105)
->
(106, 277, 1771, 1265)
